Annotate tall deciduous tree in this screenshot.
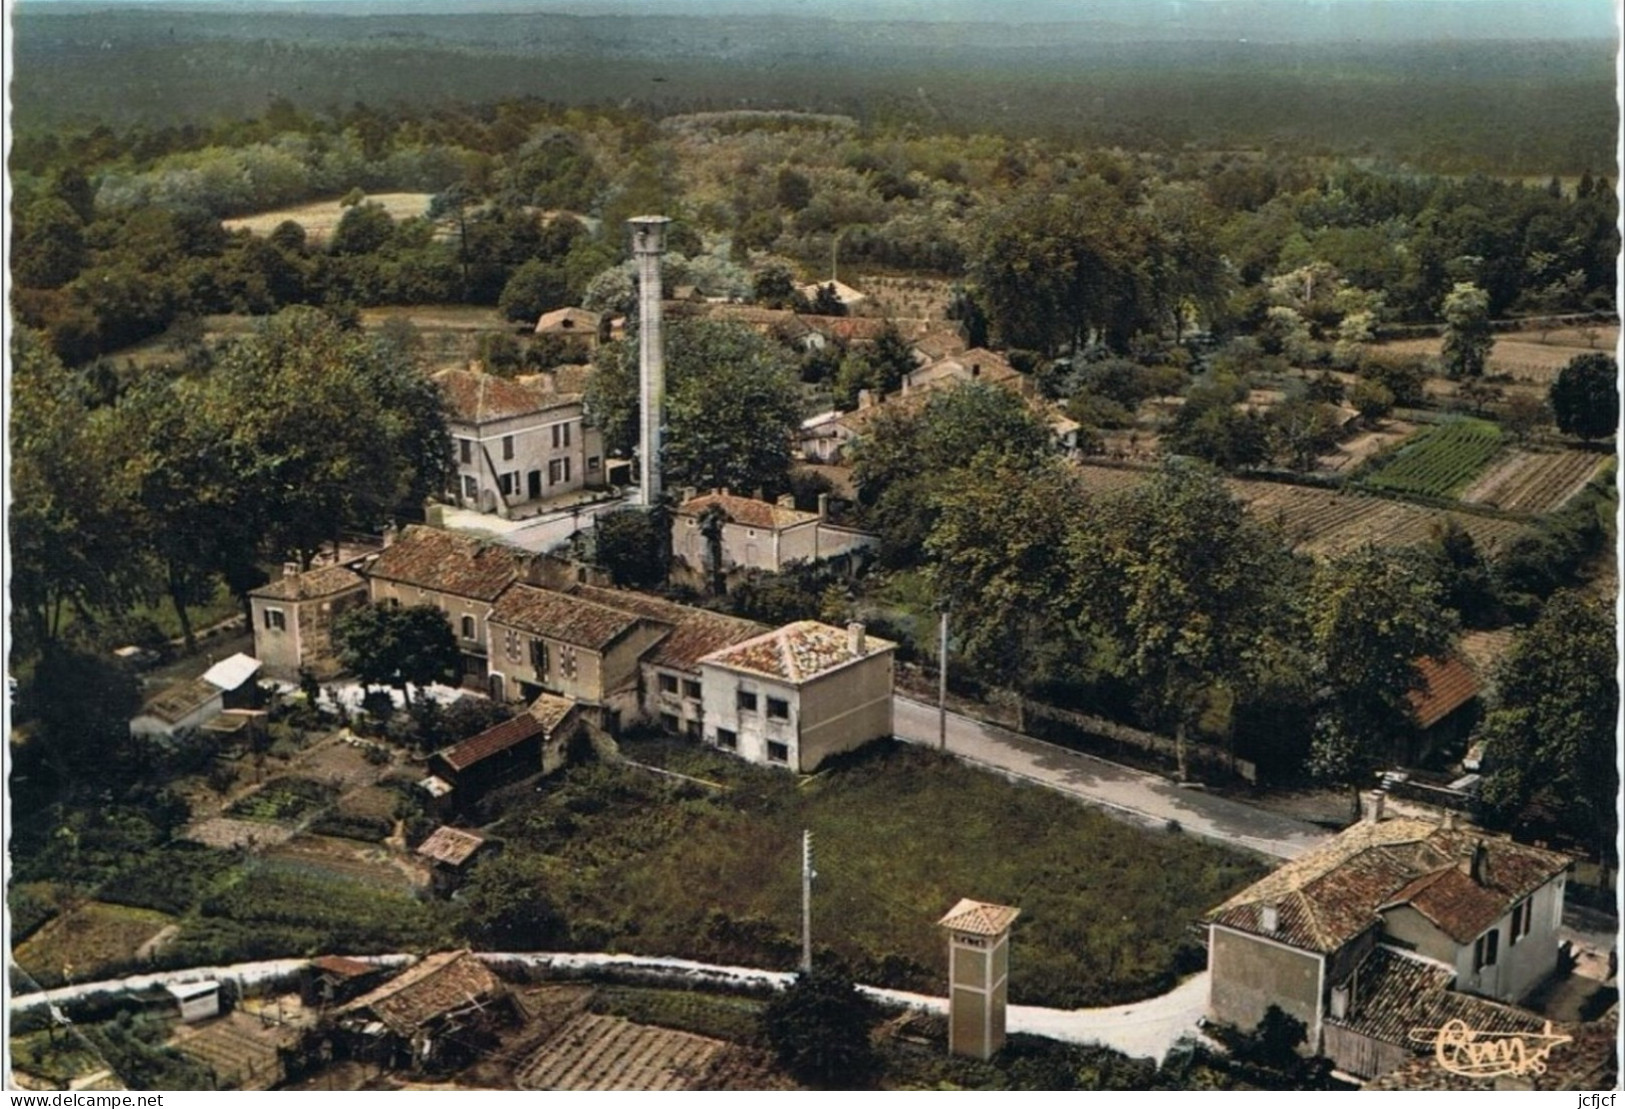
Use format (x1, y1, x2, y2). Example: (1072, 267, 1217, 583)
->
(1067, 459, 1301, 778)
(1439, 281, 1493, 380)
(1306, 547, 1456, 813)
(212, 307, 450, 567)
(1549, 352, 1619, 441)
(333, 601, 462, 704)
(1478, 592, 1617, 866)
(586, 319, 803, 498)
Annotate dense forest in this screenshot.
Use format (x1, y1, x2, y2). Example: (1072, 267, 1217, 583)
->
(11, 4, 1616, 172)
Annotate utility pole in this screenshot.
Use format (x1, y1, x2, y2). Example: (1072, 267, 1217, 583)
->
(938, 605, 949, 752)
(801, 829, 816, 972)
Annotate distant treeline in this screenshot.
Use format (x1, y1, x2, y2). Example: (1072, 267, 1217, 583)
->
(10, 7, 1616, 174)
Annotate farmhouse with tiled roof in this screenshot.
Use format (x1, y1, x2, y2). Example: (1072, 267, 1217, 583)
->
(1205, 805, 1573, 1080)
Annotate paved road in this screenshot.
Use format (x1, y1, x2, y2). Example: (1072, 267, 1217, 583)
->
(893, 696, 1330, 860)
(13, 953, 1205, 1065)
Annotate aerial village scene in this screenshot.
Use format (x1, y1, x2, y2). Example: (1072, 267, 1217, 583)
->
(3, 0, 1620, 1093)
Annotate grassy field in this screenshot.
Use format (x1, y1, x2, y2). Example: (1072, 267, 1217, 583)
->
(495, 741, 1264, 1010)
(1360, 419, 1504, 498)
(12, 902, 177, 988)
(222, 192, 436, 243)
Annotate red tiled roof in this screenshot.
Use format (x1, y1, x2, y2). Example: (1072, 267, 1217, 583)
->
(415, 826, 488, 867)
(1206, 817, 1573, 955)
(310, 955, 378, 979)
(675, 491, 819, 531)
(490, 583, 649, 650)
(938, 898, 1021, 936)
(336, 950, 501, 1035)
(367, 525, 525, 602)
(250, 564, 366, 602)
(1382, 862, 1512, 944)
(1408, 655, 1482, 729)
(569, 585, 768, 672)
(1327, 945, 1548, 1049)
(701, 620, 896, 684)
(440, 712, 546, 773)
(433, 368, 574, 425)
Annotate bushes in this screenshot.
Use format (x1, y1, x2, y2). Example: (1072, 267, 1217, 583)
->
(97, 845, 242, 915)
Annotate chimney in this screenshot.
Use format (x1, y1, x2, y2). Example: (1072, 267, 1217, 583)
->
(1260, 902, 1279, 934)
(777, 493, 796, 509)
(681, 486, 697, 504)
(754, 487, 765, 502)
(1442, 811, 1458, 832)
(282, 561, 301, 578)
(629, 214, 672, 508)
(381, 523, 398, 549)
(858, 388, 874, 410)
(817, 493, 829, 520)
(1362, 790, 1385, 824)
(847, 622, 866, 656)
(1468, 840, 1488, 884)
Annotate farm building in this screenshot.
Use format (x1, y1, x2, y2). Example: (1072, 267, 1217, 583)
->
(669, 488, 878, 591)
(302, 956, 389, 1009)
(166, 980, 222, 1024)
(201, 652, 263, 710)
(131, 678, 224, 739)
(1404, 654, 1483, 764)
(415, 826, 495, 897)
(426, 693, 582, 804)
(331, 950, 514, 1072)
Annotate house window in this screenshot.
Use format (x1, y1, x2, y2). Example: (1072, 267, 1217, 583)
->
(502, 435, 514, 461)
(588, 456, 601, 472)
(549, 458, 567, 485)
(737, 690, 758, 713)
(560, 646, 578, 679)
(530, 639, 550, 675)
(685, 718, 702, 740)
(683, 679, 702, 700)
(658, 674, 679, 695)
(463, 475, 478, 500)
(459, 438, 472, 464)
(1474, 929, 1500, 971)
(461, 615, 476, 640)
(553, 423, 572, 449)
(505, 629, 522, 663)
(499, 472, 514, 496)
(263, 607, 286, 631)
(660, 712, 680, 733)
(767, 741, 789, 763)
(767, 697, 790, 721)
(1510, 899, 1532, 944)
(716, 728, 737, 750)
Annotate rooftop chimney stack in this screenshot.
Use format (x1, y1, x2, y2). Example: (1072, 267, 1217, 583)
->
(630, 215, 672, 508)
(1260, 902, 1280, 934)
(1362, 790, 1385, 824)
(848, 622, 867, 657)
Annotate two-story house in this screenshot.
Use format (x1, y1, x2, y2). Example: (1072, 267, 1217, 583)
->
(434, 366, 605, 518)
(484, 583, 670, 731)
(697, 620, 895, 772)
(1205, 804, 1573, 1080)
(365, 525, 530, 689)
(670, 489, 878, 590)
(249, 564, 369, 682)
(566, 583, 769, 738)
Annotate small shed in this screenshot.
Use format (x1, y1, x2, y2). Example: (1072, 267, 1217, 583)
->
(302, 955, 387, 1009)
(331, 950, 512, 1072)
(166, 980, 221, 1024)
(131, 678, 224, 739)
(416, 826, 494, 897)
(202, 653, 264, 710)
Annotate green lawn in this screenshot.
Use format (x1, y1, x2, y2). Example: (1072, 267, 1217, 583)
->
(492, 740, 1264, 1009)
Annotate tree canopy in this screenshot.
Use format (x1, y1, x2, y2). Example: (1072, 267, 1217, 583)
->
(1549, 352, 1619, 441)
(333, 601, 462, 702)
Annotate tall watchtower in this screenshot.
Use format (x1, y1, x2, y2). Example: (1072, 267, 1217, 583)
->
(938, 898, 1020, 1061)
(628, 215, 671, 508)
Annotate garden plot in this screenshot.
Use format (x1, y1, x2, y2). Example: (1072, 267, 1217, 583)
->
(182, 816, 299, 851)
(169, 1011, 301, 1091)
(1370, 324, 1618, 384)
(263, 833, 427, 891)
(12, 902, 177, 987)
(1458, 449, 1609, 515)
(1231, 483, 1530, 557)
(1359, 419, 1504, 498)
(515, 1013, 726, 1091)
(226, 776, 339, 824)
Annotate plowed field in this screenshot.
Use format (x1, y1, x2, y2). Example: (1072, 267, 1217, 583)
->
(515, 1013, 725, 1091)
(1458, 449, 1609, 514)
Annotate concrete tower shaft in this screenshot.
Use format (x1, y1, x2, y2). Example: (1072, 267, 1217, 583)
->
(629, 215, 671, 508)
